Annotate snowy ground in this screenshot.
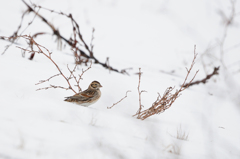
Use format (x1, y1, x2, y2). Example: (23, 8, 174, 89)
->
(0, 0, 240, 158)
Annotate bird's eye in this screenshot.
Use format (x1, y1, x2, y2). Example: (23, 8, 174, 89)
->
(91, 83, 97, 88)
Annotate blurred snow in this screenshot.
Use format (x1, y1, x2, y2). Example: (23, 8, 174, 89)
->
(0, 0, 240, 158)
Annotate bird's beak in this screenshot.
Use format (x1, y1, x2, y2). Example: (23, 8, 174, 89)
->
(100, 84, 103, 87)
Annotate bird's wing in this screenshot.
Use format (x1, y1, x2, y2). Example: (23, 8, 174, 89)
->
(78, 92, 94, 98)
(78, 89, 96, 98)
(64, 89, 97, 102)
(67, 90, 95, 99)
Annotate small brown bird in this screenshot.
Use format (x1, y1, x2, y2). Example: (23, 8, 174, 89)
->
(64, 81, 102, 106)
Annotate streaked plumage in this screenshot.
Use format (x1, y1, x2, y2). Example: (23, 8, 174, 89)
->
(64, 81, 102, 106)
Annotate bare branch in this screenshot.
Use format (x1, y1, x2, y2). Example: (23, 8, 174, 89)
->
(66, 61, 92, 93)
(35, 73, 61, 85)
(183, 66, 220, 88)
(67, 64, 78, 80)
(134, 46, 199, 120)
(178, 45, 199, 91)
(36, 85, 70, 91)
(90, 28, 95, 52)
(133, 68, 147, 118)
(11, 35, 77, 94)
(1, 34, 94, 94)
(107, 90, 131, 109)
(77, 61, 92, 92)
(1, 5, 40, 55)
(18, 0, 127, 74)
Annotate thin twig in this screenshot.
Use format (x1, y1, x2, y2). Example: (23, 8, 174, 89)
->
(133, 68, 147, 118)
(77, 61, 92, 92)
(107, 90, 131, 109)
(183, 66, 219, 88)
(90, 28, 95, 52)
(36, 85, 70, 91)
(35, 73, 61, 85)
(67, 64, 78, 81)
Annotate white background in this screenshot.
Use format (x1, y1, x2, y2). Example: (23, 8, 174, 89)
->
(0, 0, 240, 158)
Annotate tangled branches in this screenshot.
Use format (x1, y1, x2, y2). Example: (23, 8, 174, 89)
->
(2, 0, 128, 74)
(134, 46, 199, 120)
(2, 35, 91, 93)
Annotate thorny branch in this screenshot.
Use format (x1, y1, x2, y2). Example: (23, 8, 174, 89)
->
(107, 90, 131, 109)
(9, 0, 127, 74)
(134, 46, 199, 120)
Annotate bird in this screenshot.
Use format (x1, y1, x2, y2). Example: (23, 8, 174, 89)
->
(64, 81, 102, 106)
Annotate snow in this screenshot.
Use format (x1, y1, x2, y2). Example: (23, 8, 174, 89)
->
(1, 0, 240, 158)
